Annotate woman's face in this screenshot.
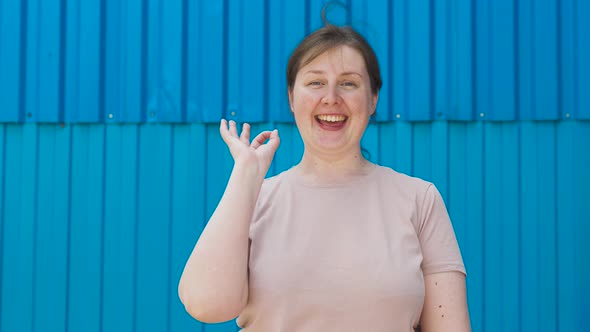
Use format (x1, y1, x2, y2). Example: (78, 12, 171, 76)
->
(289, 45, 378, 156)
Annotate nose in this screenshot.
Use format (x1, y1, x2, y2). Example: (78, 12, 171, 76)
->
(321, 85, 340, 105)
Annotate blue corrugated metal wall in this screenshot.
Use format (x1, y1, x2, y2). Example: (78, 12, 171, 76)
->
(1, 0, 589, 332)
(1, 0, 589, 123)
(0, 122, 589, 332)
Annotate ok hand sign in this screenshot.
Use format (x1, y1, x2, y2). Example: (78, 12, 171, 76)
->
(219, 119, 280, 178)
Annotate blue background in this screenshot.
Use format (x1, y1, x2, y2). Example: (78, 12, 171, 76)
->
(0, 0, 589, 331)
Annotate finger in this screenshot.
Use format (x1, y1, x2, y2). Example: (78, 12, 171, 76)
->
(219, 118, 227, 132)
(219, 119, 231, 144)
(250, 131, 273, 149)
(266, 129, 281, 152)
(229, 120, 238, 137)
(240, 123, 251, 144)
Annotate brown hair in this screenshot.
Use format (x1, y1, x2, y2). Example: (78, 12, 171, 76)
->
(286, 4, 382, 95)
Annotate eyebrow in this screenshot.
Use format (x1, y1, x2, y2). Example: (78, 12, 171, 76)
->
(303, 70, 363, 77)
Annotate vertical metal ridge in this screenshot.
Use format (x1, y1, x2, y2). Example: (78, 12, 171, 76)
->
(64, 124, 73, 332)
(516, 123, 523, 332)
(166, 125, 175, 332)
(480, 122, 486, 332)
(132, 125, 140, 332)
(470, 0, 477, 120)
(202, 126, 209, 238)
(445, 121, 450, 206)
(57, 0, 66, 123)
(180, 0, 188, 122)
(98, 124, 107, 332)
(572, 0, 579, 118)
(557, 0, 563, 120)
(263, 0, 270, 121)
(553, 121, 560, 331)
(445, 0, 452, 120)
(98, 0, 107, 121)
(403, 0, 408, 119)
(486, 0, 492, 121)
(0, 125, 6, 329)
(19, 0, 29, 123)
(30, 124, 40, 332)
(221, 0, 229, 119)
(534, 122, 541, 329)
(345, 0, 352, 25)
(304, 0, 310, 35)
(554, 0, 562, 325)
(429, 0, 435, 120)
(376, 123, 382, 165)
(409, 123, 414, 175)
(530, 0, 536, 120)
(513, 0, 520, 121)
(388, 0, 394, 121)
(200, 125, 208, 332)
(140, 0, 148, 123)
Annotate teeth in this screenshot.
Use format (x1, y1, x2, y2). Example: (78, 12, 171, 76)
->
(317, 114, 347, 122)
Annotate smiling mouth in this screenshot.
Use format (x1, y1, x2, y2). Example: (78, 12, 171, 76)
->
(315, 114, 348, 130)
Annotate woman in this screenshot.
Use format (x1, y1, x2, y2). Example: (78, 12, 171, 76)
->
(179, 19, 471, 332)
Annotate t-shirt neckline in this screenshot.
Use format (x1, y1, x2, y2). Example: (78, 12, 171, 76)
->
(284, 164, 381, 189)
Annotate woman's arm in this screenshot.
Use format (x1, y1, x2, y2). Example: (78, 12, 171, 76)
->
(178, 120, 279, 323)
(420, 271, 471, 332)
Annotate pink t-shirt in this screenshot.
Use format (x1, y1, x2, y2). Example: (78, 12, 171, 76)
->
(237, 165, 465, 332)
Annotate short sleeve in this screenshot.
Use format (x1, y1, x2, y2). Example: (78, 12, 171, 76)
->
(417, 184, 466, 276)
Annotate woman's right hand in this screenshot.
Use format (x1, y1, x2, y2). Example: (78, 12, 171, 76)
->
(219, 119, 280, 178)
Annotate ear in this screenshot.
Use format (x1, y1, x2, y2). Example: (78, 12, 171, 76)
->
(370, 92, 379, 116)
(288, 90, 294, 112)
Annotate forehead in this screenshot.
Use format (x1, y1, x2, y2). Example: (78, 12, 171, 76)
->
(299, 45, 367, 75)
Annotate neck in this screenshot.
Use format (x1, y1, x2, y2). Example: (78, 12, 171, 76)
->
(295, 148, 373, 179)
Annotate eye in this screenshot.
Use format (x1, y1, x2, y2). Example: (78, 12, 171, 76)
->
(307, 81, 324, 87)
(341, 81, 358, 87)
